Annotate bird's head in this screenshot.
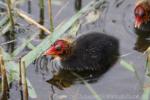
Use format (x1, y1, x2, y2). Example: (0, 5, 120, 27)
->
(134, 5, 145, 28)
(134, 1, 150, 28)
(44, 40, 71, 59)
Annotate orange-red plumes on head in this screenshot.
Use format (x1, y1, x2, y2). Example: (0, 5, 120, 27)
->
(44, 40, 70, 56)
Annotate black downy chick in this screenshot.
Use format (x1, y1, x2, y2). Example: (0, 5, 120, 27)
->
(45, 32, 119, 75)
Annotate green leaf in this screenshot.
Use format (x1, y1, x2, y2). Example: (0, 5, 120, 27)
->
(0, 16, 9, 27)
(0, 22, 11, 36)
(141, 88, 150, 100)
(27, 79, 37, 98)
(12, 33, 37, 56)
(145, 48, 150, 77)
(120, 60, 135, 72)
(27, 43, 36, 50)
(142, 76, 150, 100)
(66, 21, 81, 38)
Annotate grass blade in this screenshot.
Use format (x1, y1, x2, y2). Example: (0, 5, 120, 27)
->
(120, 59, 135, 72)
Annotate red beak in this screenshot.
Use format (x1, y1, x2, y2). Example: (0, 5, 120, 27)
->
(44, 46, 56, 55)
(134, 16, 142, 28)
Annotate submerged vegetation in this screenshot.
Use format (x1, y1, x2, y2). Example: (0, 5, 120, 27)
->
(0, 0, 149, 100)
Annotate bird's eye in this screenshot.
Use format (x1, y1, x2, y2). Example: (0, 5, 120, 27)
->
(55, 45, 62, 51)
(135, 7, 145, 17)
(139, 10, 145, 17)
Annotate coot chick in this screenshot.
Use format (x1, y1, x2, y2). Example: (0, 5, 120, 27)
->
(134, 0, 150, 29)
(45, 32, 119, 74)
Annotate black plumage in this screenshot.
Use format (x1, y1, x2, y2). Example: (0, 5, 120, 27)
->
(61, 32, 119, 73)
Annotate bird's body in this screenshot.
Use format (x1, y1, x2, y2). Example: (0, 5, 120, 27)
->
(45, 32, 119, 74)
(134, 0, 150, 28)
(61, 33, 119, 71)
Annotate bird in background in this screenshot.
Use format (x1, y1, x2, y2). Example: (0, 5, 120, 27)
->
(134, 0, 150, 28)
(44, 32, 119, 76)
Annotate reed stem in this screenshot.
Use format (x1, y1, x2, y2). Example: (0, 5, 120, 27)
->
(48, 0, 54, 32)
(21, 60, 29, 100)
(5, 0, 15, 32)
(19, 59, 23, 100)
(39, 0, 46, 38)
(27, 0, 31, 13)
(17, 9, 51, 34)
(0, 48, 9, 100)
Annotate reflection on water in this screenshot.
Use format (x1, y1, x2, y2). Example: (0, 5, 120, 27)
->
(47, 70, 105, 90)
(74, 0, 82, 11)
(113, 0, 125, 8)
(4, 31, 16, 53)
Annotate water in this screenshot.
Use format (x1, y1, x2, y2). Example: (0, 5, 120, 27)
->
(4, 0, 150, 100)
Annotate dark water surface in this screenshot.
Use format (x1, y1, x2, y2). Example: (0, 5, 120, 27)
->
(8, 0, 150, 100)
